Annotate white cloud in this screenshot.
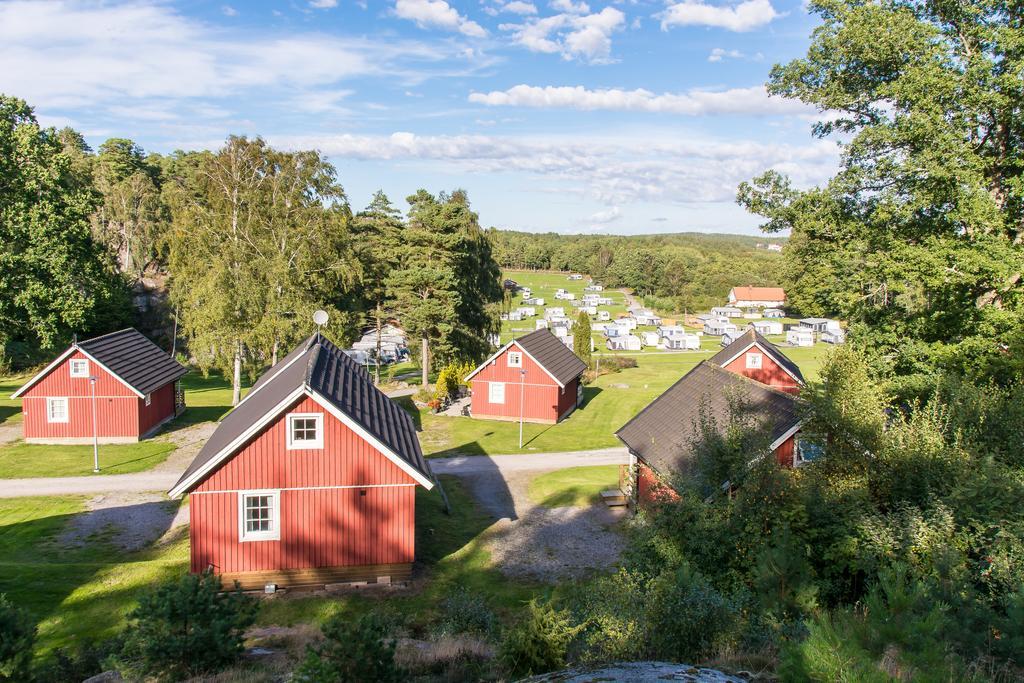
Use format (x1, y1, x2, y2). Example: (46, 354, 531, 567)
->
(501, 6, 625, 62)
(660, 0, 780, 32)
(503, 0, 538, 14)
(310, 0, 339, 7)
(708, 47, 742, 61)
(468, 84, 808, 116)
(267, 131, 839, 206)
(588, 206, 622, 224)
(221, 5, 238, 17)
(550, 0, 590, 14)
(393, 0, 488, 37)
(0, 1, 469, 112)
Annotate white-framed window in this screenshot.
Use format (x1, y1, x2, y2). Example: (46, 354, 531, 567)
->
(745, 352, 763, 369)
(794, 438, 824, 466)
(46, 397, 69, 423)
(488, 382, 506, 404)
(286, 413, 323, 450)
(144, 393, 152, 407)
(238, 490, 280, 541)
(69, 359, 89, 378)
(507, 351, 523, 368)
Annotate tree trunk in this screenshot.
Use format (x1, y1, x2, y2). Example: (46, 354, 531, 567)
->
(421, 334, 430, 388)
(232, 341, 242, 406)
(374, 306, 383, 385)
(271, 339, 279, 367)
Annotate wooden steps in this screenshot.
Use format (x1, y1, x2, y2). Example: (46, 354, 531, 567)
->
(601, 489, 627, 507)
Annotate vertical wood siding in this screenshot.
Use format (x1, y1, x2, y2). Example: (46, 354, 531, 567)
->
(188, 395, 420, 574)
(20, 350, 145, 439)
(137, 382, 177, 435)
(721, 346, 802, 394)
(190, 486, 416, 573)
(469, 342, 576, 422)
(773, 435, 796, 467)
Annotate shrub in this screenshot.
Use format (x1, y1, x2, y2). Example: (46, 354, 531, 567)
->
(34, 637, 123, 683)
(436, 588, 496, 638)
(569, 569, 647, 664)
(119, 571, 257, 680)
(0, 594, 35, 683)
(646, 567, 741, 663)
(499, 599, 583, 678)
(294, 613, 402, 683)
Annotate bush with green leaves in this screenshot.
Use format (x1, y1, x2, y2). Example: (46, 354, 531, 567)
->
(118, 571, 256, 680)
(499, 599, 583, 678)
(294, 613, 402, 683)
(436, 587, 496, 638)
(646, 566, 742, 663)
(0, 594, 35, 683)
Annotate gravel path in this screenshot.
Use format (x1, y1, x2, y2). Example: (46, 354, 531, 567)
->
(59, 490, 189, 551)
(435, 448, 630, 583)
(0, 421, 21, 446)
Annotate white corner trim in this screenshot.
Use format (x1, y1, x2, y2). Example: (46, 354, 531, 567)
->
(167, 386, 306, 498)
(307, 390, 435, 490)
(770, 421, 803, 452)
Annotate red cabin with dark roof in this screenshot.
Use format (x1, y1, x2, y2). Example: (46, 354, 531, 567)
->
(617, 329, 812, 506)
(11, 328, 187, 444)
(169, 334, 435, 589)
(464, 329, 588, 424)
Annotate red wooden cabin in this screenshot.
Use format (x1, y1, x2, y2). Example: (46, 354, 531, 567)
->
(168, 334, 434, 590)
(464, 329, 587, 424)
(11, 328, 187, 444)
(617, 330, 811, 506)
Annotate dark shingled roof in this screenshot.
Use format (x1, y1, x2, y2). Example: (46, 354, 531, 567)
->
(514, 328, 587, 386)
(78, 328, 186, 396)
(708, 328, 805, 385)
(615, 361, 800, 479)
(171, 335, 430, 495)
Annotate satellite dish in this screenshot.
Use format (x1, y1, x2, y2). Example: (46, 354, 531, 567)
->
(313, 310, 329, 326)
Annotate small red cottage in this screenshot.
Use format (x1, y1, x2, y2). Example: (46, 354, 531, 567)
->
(616, 329, 809, 506)
(168, 334, 434, 589)
(11, 328, 187, 444)
(464, 328, 588, 424)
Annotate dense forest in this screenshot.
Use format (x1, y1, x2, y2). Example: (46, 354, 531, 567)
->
(0, 95, 502, 396)
(488, 230, 785, 313)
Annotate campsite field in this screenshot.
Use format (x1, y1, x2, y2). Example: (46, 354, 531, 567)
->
(414, 343, 828, 457)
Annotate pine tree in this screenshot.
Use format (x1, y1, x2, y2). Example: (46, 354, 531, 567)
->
(572, 310, 592, 367)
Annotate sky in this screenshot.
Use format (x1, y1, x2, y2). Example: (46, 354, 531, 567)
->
(0, 0, 838, 235)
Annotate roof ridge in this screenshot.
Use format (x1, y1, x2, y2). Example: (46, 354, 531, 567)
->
(76, 327, 137, 347)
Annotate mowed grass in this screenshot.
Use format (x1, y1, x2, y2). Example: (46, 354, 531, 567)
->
(528, 465, 620, 508)
(0, 373, 28, 425)
(0, 495, 189, 655)
(413, 345, 829, 457)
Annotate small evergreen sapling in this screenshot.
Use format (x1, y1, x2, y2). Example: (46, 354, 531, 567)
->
(294, 613, 402, 682)
(0, 593, 35, 683)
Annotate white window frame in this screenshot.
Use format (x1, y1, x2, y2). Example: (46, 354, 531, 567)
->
(238, 490, 280, 542)
(286, 412, 324, 450)
(46, 397, 69, 423)
(488, 382, 506, 405)
(794, 438, 824, 466)
(144, 393, 152, 407)
(745, 352, 763, 369)
(69, 359, 89, 378)
(507, 351, 523, 368)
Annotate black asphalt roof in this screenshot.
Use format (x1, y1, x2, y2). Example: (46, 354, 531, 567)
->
(514, 328, 587, 386)
(708, 328, 805, 385)
(171, 334, 430, 494)
(615, 361, 801, 480)
(78, 328, 186, 396)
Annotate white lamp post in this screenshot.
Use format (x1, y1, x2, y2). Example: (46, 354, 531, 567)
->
(89, 376, 99, 472)
(518, 367, 526, 449)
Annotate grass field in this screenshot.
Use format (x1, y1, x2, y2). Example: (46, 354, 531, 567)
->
(0, 370, 247, 478)
(0, 476, 542, 660)
(528, 465, 620, 507)
(413, 343, 828, 457)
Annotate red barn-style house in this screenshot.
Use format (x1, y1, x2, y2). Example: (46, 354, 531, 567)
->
(168, 334, 434, 589)
(464, 329, 588, 424)
(11, 328, 187, 444)
(616, 329, 810, 506)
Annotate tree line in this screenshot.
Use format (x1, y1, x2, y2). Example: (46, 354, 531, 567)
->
(0, 95, 502, 399)
(487, 229, 786, 313)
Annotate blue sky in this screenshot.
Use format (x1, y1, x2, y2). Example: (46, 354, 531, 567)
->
(0, 0, 837, 235)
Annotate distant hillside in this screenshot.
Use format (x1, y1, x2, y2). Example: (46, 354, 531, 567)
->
(486, 229, 786, 313)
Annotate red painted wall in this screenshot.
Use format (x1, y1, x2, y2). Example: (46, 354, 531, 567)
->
(138, 383, 177, 435)
(721, 345, 802, 394)
(774, 435, 796, 467)
(469, 342, 579, 423)
(21, 350, 145, 439)
(189, 395, 420, 574)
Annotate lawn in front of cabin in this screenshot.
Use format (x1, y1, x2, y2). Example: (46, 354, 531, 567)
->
(527, 465, 620, 508)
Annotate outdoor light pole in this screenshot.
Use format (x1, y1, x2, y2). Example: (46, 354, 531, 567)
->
(518, 367, 526, 449)
(89, 376, 99, 473)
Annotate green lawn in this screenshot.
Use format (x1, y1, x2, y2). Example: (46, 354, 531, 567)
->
(414, 344, 828, 457)
(528, 465, 620, 507)
(0, 441, 177, 478)
(0, 373, 28, 425)
(0, 495, 189, 655)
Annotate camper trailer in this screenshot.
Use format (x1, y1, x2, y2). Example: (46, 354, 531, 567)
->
(786, 327, 815, 347)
